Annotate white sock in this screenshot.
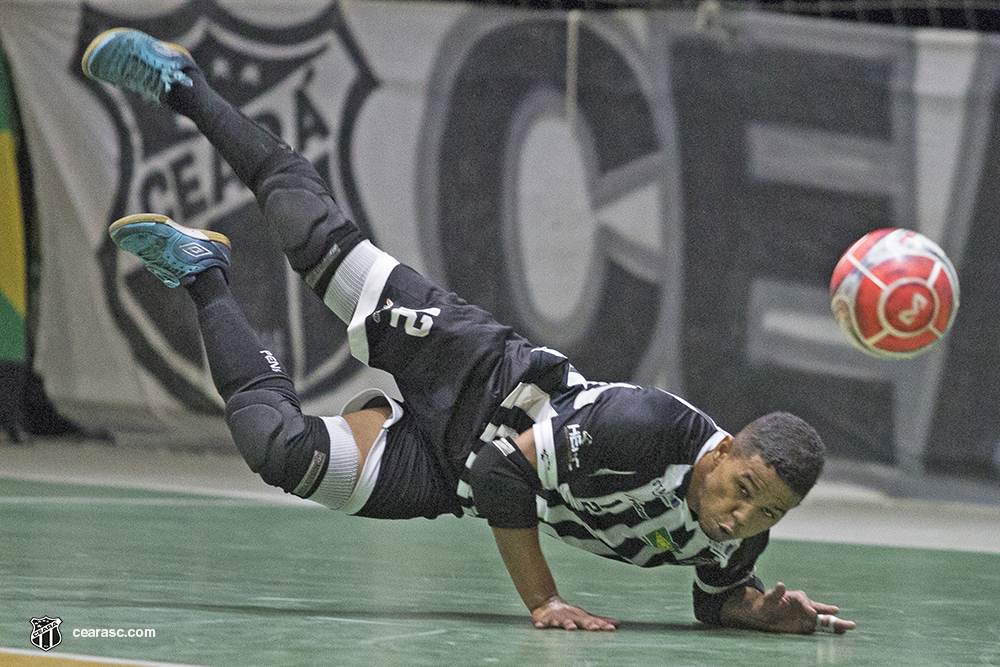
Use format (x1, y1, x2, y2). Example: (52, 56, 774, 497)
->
(306, 415, 359, 510)
(322, 240, 383, 324)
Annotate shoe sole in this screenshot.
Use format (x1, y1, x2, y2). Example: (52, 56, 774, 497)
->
(109, 213, 231, 248)
(81, 28, 193, 81)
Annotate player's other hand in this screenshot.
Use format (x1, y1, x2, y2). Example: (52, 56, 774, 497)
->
(762, 582, 856, 635)
(530, 596, 620, 631)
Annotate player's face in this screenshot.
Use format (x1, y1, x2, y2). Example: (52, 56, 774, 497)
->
(690, 438, 802, 542)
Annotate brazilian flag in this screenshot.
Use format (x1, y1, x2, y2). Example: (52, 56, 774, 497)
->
(0, 48, 25, 365)
(1, 45, 27, 439)
(0, 47, 105, 442)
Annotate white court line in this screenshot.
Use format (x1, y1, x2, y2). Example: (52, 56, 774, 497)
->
(359, 629, 448, 645)
(0, 646, 213, 667)
(0, 496, 250, 507)
(308, 616, 399, 626)
(0, 472, 304, 506)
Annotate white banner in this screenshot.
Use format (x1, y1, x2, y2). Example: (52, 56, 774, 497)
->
(3, 0, 1000, 477)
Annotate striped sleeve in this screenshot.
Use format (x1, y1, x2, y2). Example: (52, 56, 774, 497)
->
(692, 531, 769, 625)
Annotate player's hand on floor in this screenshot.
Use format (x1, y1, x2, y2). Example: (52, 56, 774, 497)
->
(762, 582, 856, 635)
(530, 596, 620, 631)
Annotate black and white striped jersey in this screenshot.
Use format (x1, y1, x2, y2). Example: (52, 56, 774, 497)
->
(352, 262, 764, 606)
(459, 347, 767, 598)
(350, 262, 764, 619)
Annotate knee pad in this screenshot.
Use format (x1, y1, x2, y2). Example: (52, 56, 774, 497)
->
(262, 186, 364, 297)
(261, 187, 331, 264)
(225, 388, 329, 496)
(260, 177, 362, 275)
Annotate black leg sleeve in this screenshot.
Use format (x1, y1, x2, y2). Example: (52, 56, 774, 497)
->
(185, 267, 290, 402)
(165, 68, 283, 190)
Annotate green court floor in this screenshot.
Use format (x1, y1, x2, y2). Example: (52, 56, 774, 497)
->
(1, 477, 998, 667)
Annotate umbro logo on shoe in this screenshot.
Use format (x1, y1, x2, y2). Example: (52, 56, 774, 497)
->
(180, 242, 214, 258)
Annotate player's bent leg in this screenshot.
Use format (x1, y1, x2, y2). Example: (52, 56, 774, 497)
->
(225, 383, 458, 520)
(224, 385, 407, 512)
(106, 210, 398, 510)
(225, 387, 337, 500)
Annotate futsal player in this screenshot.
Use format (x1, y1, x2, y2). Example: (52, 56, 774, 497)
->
(81, 28, 855, 635)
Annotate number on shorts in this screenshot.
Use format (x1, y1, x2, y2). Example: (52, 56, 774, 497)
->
(388, 306, 441, 337)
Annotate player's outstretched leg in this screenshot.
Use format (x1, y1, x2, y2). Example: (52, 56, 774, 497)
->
(83, 28, 370, 322)
(108, 213, 361, 508)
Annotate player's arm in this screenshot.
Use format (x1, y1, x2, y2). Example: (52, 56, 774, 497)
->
(717, 583, 856, 635)
(467, 430, 619, 631)
(491, 526, 619, 631)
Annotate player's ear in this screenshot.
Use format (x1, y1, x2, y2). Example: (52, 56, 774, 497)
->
(713, 435, 734, 461)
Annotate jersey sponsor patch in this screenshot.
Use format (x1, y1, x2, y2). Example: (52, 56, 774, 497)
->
(641, 525, 695, 552)
(642, 527, 678, 551)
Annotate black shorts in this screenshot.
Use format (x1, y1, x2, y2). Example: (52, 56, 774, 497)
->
(343, 255, 537, 520)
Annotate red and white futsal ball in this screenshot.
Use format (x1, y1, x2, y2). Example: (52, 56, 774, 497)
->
(830, 228, 959, 359)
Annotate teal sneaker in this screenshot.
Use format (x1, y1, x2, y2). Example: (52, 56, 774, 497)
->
(109, 214, 231, 288)
(82, 28, 195, 104)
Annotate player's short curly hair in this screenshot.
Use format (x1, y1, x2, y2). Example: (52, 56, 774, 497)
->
(732, 412, 825, 498)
